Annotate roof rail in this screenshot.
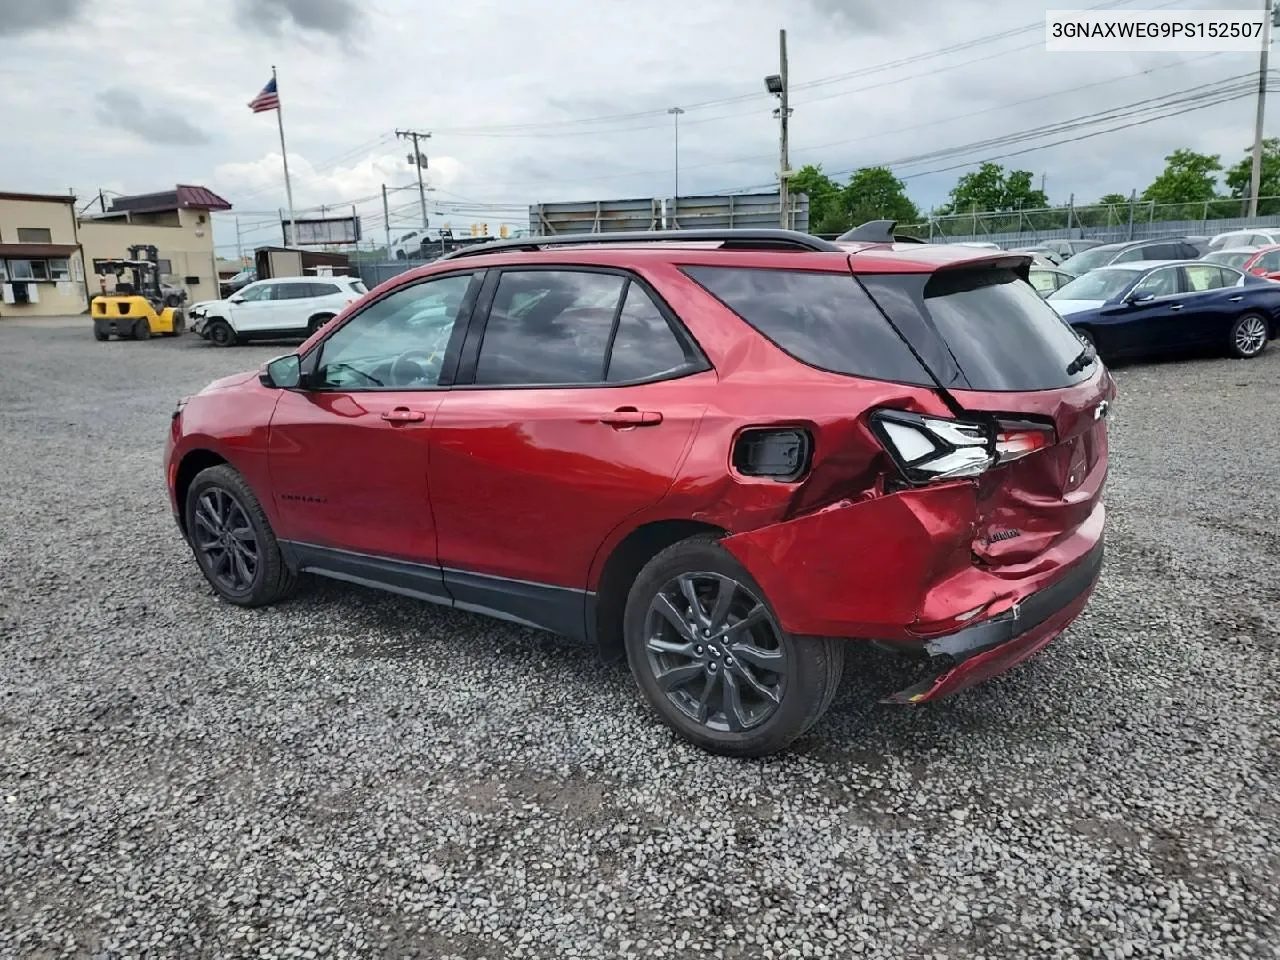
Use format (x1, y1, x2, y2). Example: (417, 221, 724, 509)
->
(436, 228, 843, 261)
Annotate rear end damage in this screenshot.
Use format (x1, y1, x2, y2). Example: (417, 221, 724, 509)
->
(718, 252, 1116, 703)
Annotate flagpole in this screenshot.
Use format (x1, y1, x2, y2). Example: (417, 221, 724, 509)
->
(272, 65, 298, 247)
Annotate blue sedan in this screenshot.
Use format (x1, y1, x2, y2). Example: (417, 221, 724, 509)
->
(1047, 260, 1278, 360)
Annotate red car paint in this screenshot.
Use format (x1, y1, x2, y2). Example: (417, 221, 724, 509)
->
(166, 237, 1113, 705)
(1242, 244, 1280, 281)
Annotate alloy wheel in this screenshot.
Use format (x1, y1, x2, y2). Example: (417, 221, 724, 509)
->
(1235, 316, 1267, 356)
(643, 572, 787, 733)
(192, 487, 259, 593)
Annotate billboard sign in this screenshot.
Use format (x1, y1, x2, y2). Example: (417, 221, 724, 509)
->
(282, 216, 362, 246)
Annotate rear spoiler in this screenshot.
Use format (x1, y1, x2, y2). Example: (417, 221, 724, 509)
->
(931, 253, 1034, 281)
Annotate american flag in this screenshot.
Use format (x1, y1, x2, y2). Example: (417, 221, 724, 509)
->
(248, 77, 279, 113)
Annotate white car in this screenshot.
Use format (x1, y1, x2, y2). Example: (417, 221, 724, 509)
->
(1205, 228, 1280, 252)
(389, 231, 424, 260)
(189, 275, 368, 347)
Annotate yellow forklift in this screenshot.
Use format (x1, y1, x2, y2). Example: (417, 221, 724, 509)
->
(91, 245, 185, 341)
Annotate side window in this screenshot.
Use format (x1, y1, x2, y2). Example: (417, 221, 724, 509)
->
(473, 270, 627, 386)
(1182, 264, 1228, 292)
(274, 283, 307, 300)
(311, 282, 341, 297)
(316, 273, 474, 389)
(1131, 267, 1180, 298)
(1257, 250, 1280, 272)
(1111, 247, 1142, 263)
(238, 283, 274, 302)
(1028, 271, 1057, 294)
(605, 282, 694, 382)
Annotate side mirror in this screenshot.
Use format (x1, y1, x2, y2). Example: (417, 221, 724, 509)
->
(229, 295, 245, 304)
(1251, 267, 1267, 276)
(1125, 291, 1155, 305)
(259, 354, 302, 389)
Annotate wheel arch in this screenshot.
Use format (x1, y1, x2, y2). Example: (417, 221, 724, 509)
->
(589, 518, 728, 660)
(174, 448, 230, 535)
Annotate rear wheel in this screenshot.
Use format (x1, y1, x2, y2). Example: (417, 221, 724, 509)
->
(307, 314, 334, 336)
(133, 319, 151, 341)
(92, 323, 109, 342)
(207, 319, 235, 347)
(623, 535, 844, 757)
(184, 464, 297, 607)
(1228, 313, 1268, 359)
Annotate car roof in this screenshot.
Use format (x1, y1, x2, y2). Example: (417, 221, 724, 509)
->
(1209, 246, 1262, 255)
(1091, 259, 1188, 271)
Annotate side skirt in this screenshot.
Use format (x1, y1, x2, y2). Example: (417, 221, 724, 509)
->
(280, 541, 592, 643)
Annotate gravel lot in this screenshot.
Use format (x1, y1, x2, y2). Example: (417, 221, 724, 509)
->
(1, 318, 1277, 960)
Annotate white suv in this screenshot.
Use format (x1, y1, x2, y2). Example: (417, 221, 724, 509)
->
(189, 276, 368, 347)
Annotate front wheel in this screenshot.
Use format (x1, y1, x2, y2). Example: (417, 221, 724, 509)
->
(184, 464, 297, 607)
(93, 323, 109, 342)
(1228, 313, 1268, 359)
(207, 319, 235, 347)
(623, 535, 844, 757)
(133, 319, 151, 341)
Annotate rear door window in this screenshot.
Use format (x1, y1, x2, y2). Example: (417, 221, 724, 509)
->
(604, 282, 696, 383)
(1182, 264, 1232, 292)
(473, 270, 627, 386)
(680, 266, 932, 386)
(1256, 250, 1280, 272)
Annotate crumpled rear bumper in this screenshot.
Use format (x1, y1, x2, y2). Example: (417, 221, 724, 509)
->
(881, 540, 1102, 703)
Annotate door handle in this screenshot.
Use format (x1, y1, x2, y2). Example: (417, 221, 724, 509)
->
(600, 407, 663, 428)
(381, 407, 427, 423)
(1229, 295, 1244, 301)
(1169, 304, 1183, 310)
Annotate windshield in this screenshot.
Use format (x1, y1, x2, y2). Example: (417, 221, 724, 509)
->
(1202, 250, 1254, 270)
(1050, 267, 1143, 302)
(1059, 246, 1119, 273)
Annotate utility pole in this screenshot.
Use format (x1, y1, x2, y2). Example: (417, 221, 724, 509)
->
(235, 217, 243, 262)
(396, 129, 432, 230)
(667, 107, 685, 202)
(1248, 0, 1274, 217)
(381, 184, 391, 252)
(773, 30, 792, 228)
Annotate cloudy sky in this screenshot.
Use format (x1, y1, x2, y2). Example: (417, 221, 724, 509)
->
(0, 0, 1267, 254)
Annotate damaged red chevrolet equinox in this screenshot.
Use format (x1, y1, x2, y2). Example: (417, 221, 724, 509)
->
(165, 223, 1114, 757)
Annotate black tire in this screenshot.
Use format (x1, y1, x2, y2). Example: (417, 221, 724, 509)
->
(164, 293, 182, 308)
(169, 310, 185, 336)
(133, 319, 151, 341)
(307, 314, 334, 336)
(207, 319, 235, 347)
(623, 534, 844, 758)
(183, 464, 297, 607)
(395, 250, 407, 260)
(1228, 313, 1268, 359)
(92, 323, 109, 342)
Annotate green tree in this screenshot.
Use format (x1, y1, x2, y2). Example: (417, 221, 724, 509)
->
(938, 162, 1048, 214)
(839, 166, 919, 226)
(1224, 138, 1280, 214)
(787, 164, 844, 234)
(1097, 192, 1131, 206)
(1141, 149, 1222, 205)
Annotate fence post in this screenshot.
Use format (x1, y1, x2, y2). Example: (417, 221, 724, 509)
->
(1127, 189, 1137, 240)
(1067, 193, 1075, 234)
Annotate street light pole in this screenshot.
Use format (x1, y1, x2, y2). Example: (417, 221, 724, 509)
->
(667, 107, 685, 202)
(765, 32, 793, 228)
(1248, 0, 1274, 217)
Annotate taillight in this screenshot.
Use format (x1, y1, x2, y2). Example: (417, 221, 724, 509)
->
(870, 410, 1055, 485)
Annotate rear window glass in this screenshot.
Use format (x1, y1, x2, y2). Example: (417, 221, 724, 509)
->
(680, 266, 932, 386)
(916, 268, 1092, 391)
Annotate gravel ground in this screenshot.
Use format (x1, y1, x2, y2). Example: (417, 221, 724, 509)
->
(0, 318, 1277, 960)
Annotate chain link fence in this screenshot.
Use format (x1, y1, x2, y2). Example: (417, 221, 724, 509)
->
(897, 197, 1280, 245)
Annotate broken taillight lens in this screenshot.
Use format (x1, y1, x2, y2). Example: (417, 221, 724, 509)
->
(870, 410, 1056, 485)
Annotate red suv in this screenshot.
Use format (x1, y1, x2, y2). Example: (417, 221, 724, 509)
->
(165, 225, 1114, 757)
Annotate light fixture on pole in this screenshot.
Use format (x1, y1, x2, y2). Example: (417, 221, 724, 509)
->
(765, 29, 792, 229)
(667, 107, 685, 202)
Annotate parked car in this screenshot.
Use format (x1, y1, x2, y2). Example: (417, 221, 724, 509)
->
(1047, 260, 1276, 361)
(1028, 265, 1077, 298)
(165, 227, 1114, 757)
(219, 268, 257, 299)
(1011, 245, 1062, 265)
(1227, 243, 1280, 281)
(1031, 238, 1104, 261)
(188, 275, 368, 347)
(390, 231, 425, 260)
(1205, 228, 1280, 252)
(1058, 237, 1204, 276)
(952, 241, 1001, 250)
(1200, 247, 1260, 271)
